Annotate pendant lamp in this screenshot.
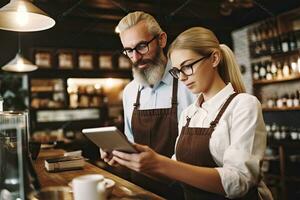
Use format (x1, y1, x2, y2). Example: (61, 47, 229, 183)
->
(2, 33, 38, 72)
(2, 53, 38, 72)
(0, 0, 55, 32)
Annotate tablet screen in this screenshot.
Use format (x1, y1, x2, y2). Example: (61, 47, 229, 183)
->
(82, 126, 138, 153)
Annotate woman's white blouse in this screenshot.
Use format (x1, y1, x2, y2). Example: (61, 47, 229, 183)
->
(175, 83, 269, 199)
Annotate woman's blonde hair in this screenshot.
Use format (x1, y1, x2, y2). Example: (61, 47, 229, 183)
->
(168, 27, 245, 93)
(116, 11, 163, 36)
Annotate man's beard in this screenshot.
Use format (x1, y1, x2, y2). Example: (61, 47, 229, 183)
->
(132, 49, 166, 86)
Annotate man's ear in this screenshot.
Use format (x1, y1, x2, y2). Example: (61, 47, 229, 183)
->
(159, 32, 167, 48)
(212, 51, 221, 68)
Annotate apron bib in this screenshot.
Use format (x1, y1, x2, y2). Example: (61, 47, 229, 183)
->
(176, 93, 258, 200)
(131, 78, 183, 199)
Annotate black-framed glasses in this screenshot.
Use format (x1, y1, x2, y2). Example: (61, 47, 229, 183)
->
(169, 53, 212, 79)
(122, 35, 159, 58)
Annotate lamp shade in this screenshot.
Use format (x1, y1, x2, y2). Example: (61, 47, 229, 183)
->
(2, 53, 38, 72)
(0, 0, 55, 32)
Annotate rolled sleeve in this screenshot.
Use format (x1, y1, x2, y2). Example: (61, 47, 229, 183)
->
(216, 96, 266, 198)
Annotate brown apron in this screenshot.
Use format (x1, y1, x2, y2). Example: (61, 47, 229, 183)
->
(131, 78, 184, 199)
(132, 78, 178, 157)
(176, 93, 259, 200)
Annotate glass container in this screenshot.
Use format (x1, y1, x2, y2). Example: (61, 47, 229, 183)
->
(0, 111, 29, 200)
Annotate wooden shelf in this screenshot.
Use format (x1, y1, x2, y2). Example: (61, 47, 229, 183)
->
(268, 140, 300, 148)
(31, 90, 64, 93)
(30, 107, 103, 111)
(29, 68, 132, 79)
(270, 48, 300, 58)
(250, 42, 300, 60)
(262, 106, 300, 111)
(253, 74, 300, 85)
(264, 174, 300, 182)
(32, 119, 103, 131)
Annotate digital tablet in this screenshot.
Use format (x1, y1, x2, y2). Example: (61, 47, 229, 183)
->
(82, 126, 138, 153)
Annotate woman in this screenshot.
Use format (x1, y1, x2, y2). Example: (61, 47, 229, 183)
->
(109, 27, 273, 200)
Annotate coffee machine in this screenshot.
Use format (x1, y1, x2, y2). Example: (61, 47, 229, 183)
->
(0, 111, 40, 200)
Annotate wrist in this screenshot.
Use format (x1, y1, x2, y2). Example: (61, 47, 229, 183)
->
(153, 154, 167, 175)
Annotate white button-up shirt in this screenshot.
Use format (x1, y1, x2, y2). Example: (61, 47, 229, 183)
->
(122, 63, 196, 142)
(175, 83, 271, 199)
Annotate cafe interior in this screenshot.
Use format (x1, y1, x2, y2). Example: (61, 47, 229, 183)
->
(1, 0, 300, 199)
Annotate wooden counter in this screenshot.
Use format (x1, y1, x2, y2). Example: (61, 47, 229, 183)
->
(33, 148, 165, 200)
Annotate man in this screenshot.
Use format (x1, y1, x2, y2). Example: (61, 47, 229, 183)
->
(101, 11, 195, 198)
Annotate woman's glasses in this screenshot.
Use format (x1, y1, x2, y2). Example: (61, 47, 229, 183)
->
(169, 53, 212, 79)
(122, 35, 158, 58)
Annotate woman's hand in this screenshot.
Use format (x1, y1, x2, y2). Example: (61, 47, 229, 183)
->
(112, 144, 162, 173)
(99, 148, 118, 166)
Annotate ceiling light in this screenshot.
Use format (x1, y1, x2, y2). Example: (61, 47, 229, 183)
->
(2, 53, 38, 72)
(0, 0, 55, 32)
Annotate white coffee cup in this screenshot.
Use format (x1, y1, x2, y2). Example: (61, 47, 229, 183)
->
(72, 174, 107, 200)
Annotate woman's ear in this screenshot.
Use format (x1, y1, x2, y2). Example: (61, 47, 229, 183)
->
(211, 51, 221, 68)
(159, 32, 167, 48)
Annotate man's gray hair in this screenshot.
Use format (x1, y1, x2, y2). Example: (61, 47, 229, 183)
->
(116, 11, 163, 35)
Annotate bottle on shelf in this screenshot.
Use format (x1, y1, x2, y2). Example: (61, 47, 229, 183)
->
(286, 94, 293, 108)
(282, 61, 290, 77)
(280, 32, 290, 53)
(270, 61, 277, 79)
(297, 56, 300, 73)
(276, 62, 283, 79)
(265, 61, 273, 80)
(290, 57, 298, 75)
(266, 20, 275, 54)
(289, 31, 297, 51)
(259, 62, 266, 80)
(272, 20, 282, 54)
(297, 90, 300, 104)
(266, 96, 275, 108)
(252, 63, 260, 80)
(280, 126, 288, 140)
(265, 124, 272, 139)
(291, 92, 299, 107)
(254, 41, 262, 57)
(274, 125, 281, 140)
(264, 91, 300, 109)
(249, 28, 257, 43)
(276, 94, 284, 108)
(266, 123, 300, 142)
(290, 128, 298, 140)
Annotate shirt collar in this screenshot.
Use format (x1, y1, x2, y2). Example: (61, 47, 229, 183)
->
(194, 83, 235, 111)
(161, 61, 173, 85)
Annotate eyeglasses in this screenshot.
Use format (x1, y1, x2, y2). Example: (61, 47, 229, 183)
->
(122, 35, 158, 58)
(169, 53, 212, 79)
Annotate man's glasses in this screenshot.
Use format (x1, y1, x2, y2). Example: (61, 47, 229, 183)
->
(169, 53, 212, 79)
(122, 35, 158, 58)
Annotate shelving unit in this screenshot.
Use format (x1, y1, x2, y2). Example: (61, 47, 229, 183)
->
(262, 106, 300, 111)
(246, 8, 300, 200)
(253, 73, 300, 85)
(28, 47, 132, 145)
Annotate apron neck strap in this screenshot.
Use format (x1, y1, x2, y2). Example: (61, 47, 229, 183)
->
(133, 85, 143, 108)
(133, 79, 178, 108)
(171, 78, 178, 107)
(210, 93, 239, 129)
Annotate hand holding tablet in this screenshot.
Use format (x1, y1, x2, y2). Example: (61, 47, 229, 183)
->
(82, 126, 138, 153)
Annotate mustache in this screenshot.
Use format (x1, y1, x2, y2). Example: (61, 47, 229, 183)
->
(133, 59, 154, 68)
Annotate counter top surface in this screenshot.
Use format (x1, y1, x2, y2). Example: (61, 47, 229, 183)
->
(33, 148, 165, 200)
